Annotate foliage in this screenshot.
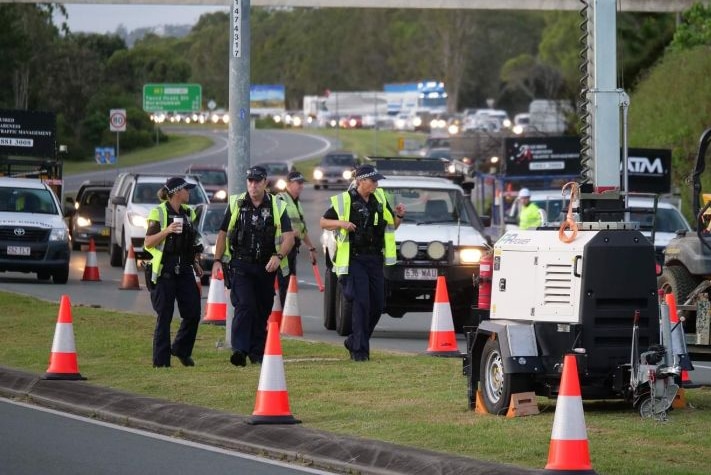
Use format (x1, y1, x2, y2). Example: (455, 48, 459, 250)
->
(670, 2, 711, 51)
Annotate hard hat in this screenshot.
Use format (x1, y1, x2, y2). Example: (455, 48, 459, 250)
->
(519, 188, 531, 198)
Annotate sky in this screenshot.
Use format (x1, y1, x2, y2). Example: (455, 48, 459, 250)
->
(59, 4, 229, 34)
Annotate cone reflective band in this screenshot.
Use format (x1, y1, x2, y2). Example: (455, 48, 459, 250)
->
(267, 276, 283, 328)
(545, 354, 595, 473)
(247, 322, 300, 425)
(43, 295, 86, 380)
(202, 267, 227, 325)
(119, 245, 141, 290)
(81, 237, 101, 281)
(312, 263, 324, 292)
(280, 275, 303, 337)
(426, 276, 460, 356)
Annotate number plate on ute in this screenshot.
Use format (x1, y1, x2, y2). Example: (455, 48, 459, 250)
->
(404, 268, 437, 280)
(101, 227, 110, 236)
(7, 246, 31, 256)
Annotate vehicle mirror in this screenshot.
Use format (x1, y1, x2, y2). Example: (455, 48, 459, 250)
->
(111, 196, 127, 206)
(460, 182, 475, 194)
(63, 204, 76, 217)
(65, 196, 75, 204)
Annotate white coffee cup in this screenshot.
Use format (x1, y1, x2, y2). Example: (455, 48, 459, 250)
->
(173, 216, 183, 233)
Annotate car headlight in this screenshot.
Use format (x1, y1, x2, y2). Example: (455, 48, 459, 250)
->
(275, 179, 287, 190)
(427, 241, 446, 260)
(447, 163, 456, 174)
(128, 212, 147, 229)
(413, 117, 422, 127)
(313, 169, 324, 180)
(459, 248, 483, 264)
(448, 124, 459, 135)
(213, 189, 227, 201)
(400, 240, 419, 260)
(76, 216, 92, 227)
(50, 228, 69, 241)
(342, 169, 353, 180)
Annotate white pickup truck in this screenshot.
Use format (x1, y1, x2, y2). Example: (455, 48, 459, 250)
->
(105, 173, 209, 267)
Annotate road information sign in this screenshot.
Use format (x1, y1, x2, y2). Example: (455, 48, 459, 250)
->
(0, 109, 56, 157)
(109, 109, 127, 132)
(143, 84, 202, 113)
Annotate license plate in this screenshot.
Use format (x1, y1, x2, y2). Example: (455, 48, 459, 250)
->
(100, 227, 110, 236)
(404, 268, 437, 280)
(7, 246, 31, 256)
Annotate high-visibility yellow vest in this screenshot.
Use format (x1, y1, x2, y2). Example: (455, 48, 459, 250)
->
(519, 202, 542, 230)
(277, 191, 307, 240)
(224, 192, 288, 272)
(145, 202, 197, 283)
(331, 188, 395, 276)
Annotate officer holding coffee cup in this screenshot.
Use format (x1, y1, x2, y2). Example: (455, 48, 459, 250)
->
(144, 177, 204, 368)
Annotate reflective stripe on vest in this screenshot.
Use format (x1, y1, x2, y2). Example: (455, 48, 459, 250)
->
(145, 202, 196, 283)
(331, 189, 395, 276)
(278, 191, 307, 239)
(225, 192, 289, 272)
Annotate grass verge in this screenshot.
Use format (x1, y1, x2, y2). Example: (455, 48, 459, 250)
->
(1, 291, 710, 474)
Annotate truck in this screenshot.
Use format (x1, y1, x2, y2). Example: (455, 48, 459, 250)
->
(464, 0, 685, 418)
(0, 109, 71, 283)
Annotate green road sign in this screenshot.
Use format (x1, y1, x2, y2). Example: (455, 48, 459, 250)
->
(143, 83, 202, 113)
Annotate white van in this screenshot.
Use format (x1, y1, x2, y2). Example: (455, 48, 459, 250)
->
(0, 177, 71, 283)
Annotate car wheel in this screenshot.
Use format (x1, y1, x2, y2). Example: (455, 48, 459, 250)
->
(52, 264, 69, 284)
(323, 263, 337, 330)
(71, 235, 80, 251)
(109, 229, 123, 267)
(37, 272, 51, 281)
(121, 232, 128, 269)
(658, 265, 698, 306)
(314, 184, 321, 190)
(335, 278, 352, 336)
(479, 338, 531, 415)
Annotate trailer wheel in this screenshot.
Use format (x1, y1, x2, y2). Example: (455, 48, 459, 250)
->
(335, 279, 352, 336)
(323, 263, 337, 330)
(480, 338, 529, 415)
(659, 265, 698, 306)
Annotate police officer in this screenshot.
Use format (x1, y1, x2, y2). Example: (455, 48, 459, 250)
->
(213, 166, 294, 367)
(144, 177, 203, 368)
(276, 170, 318, 307)
(320, 164, 405, 361)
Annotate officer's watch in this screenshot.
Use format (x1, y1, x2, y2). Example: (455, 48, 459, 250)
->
(275, 253, 284, 260)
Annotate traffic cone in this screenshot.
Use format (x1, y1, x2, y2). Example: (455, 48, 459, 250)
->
(268, 276, 283, 328)
(247, 321, 301, 425)
(81, 237, 101, 281)
(544, 354, 595, 474)
(280, 275, 303, 337)
(43, 295, 86, 380)
(664, 293, 697, 388)
(426, 276, 460, 356)
(202, 267, 227, 325)
(119, 245, 140, 290)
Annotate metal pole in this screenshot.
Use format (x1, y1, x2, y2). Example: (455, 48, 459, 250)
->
(228, 0, 250, 196)
(116, 132, 120, 167)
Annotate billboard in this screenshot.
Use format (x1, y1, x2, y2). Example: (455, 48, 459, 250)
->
(250, 84, 285, 116)
(0, 109, 56, 157)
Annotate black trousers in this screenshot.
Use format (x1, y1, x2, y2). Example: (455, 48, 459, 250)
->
(343, 255, 384, 359)
(229, 259, 277, 360)
(150, 267, 201, 367)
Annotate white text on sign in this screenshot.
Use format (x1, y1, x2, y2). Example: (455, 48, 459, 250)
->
(0, 137, 33, 147)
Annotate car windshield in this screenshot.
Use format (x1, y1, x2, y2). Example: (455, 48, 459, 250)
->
(193, 170, 227, 186)
(79, 189, 110, 216)
(630, 207, 690, 233)
(323, 155, 356, 167)
(263, 163, 289, 175)
(0, 187, 57, 214)
(201, 207, 226, 234)
(133, 182, 208, 205)
(383, 187, 471, 225)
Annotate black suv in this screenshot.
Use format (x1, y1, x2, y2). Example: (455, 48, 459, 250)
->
(66, 180, 112, 250)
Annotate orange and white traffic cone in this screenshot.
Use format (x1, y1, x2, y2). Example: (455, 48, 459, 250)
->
(43, 295, 86, 380)
(119, 245, 140, 290)
(426, 276, 460, 356)
(202, 267, 227, 325)
(81, 237, 101, 281)
(280, 275, 303, 337)
(267, 276, 283, 328)
(544, 354, 595, 474)
(247, 321, 300, 425)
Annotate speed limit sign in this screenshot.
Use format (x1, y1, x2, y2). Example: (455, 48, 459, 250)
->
(109, 109, 127, 132)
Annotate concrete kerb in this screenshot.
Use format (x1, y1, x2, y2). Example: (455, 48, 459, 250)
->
(0, 366, 542, 475)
